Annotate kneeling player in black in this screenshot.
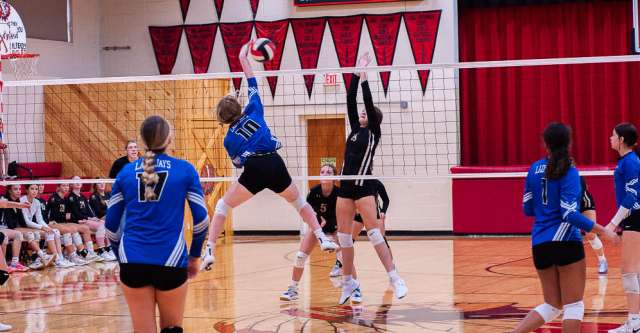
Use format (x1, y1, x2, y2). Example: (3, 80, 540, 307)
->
(280, 164, 352, 301)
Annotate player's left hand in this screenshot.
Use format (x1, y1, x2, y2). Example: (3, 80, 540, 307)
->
(188, 256, 201, 279)
(239, 40, 253, 59)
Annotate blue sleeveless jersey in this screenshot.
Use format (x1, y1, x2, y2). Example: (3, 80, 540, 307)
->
(523, 159, 595, 246)
(105, 154, 209, 268)
(614, 152, 640, 212)
(224, 77, 281, 168)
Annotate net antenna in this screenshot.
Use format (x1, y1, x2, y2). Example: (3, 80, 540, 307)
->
(0, 0, 30, 178)
(635, 0, 640, 53)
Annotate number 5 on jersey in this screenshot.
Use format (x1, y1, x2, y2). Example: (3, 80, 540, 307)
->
(137, 172, 168, 202)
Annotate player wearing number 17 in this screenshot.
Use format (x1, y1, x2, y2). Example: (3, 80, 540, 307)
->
(200, 40, 338, 271)
(105, 115, 209, 333)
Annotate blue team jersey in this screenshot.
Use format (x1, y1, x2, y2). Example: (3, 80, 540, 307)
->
(614, 152, 640, 212)
(105, 154, 209, 268)
(224, 77, 281, 168)
(523, 159, 595, 246)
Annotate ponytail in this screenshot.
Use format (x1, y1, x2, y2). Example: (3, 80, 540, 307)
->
(141, 150, 159, 200)
(543, 122, 573, 180)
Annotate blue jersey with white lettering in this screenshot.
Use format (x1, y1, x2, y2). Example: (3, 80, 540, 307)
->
(614, 152, 640, 211)
(224, 77, 281, 168)
(105, 154, 209, 268)
(523, 159, 595, 246)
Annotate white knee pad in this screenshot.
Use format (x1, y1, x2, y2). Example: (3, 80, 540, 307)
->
(15, 232, 23, 242)
(337, 232, 353, 248)
(33, 231, 41, 241)
(96, 225, 106, 238)
(45, 232, 55, 242)
(24, 232, 35, 242)
(62, 233, 73, 246)
(533, 303, 561, 323)
(72, 232, 83, 247)
(53, 229, 61, 237)
(215, 199, 230, 217)
(562, 301, 585, 321)
(588, 235, 603, 250)
(290, 195, 308, 212)
(294, 251, 308, 268)
(622, 273, 640, 294)
(367, 228, 385, 246)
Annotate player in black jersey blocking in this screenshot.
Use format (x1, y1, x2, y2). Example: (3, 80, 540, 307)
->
(336, 53, 407, 304)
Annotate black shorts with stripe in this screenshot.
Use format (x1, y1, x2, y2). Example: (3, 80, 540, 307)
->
(338, 179, 376, 200)
(580, 189, 595, 213)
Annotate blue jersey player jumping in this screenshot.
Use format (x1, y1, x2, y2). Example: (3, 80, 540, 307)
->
(512, 123, 617, 333)
(200, 40, 338, 271)
(106, 115, 209, 333)
(606, 123, 640, 333)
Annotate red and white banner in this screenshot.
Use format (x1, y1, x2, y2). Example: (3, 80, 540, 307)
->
(255, 20, 289, 97)
(185, 23, 217, 74)
(149, 25, 183, 75)
(250, 0, 260, 19)
(179, 0, 190, 22)
(403, 11, 441, 94)
(214, 0, 224, 20)
(219, 22, 254, 91)
(291, 17, 326, 98)
(328, 16, 364, 90)
(365, 13, 402, 95)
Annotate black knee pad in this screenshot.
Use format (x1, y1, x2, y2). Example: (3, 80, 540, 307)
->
(160, 326, 183, 333)
(0, 270, 9, 286)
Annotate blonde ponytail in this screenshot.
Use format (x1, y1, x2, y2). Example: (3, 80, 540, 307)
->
(142, 150, 159, 200)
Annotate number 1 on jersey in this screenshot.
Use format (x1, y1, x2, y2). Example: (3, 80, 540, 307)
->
(137, 172, 168, 202)
(541, 178, 548, 205)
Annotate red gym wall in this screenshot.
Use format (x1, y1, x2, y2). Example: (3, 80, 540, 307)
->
(454, 0, 638, 233)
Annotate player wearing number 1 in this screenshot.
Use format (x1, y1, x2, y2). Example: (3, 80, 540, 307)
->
(200, 40, 338, 271)
(106, 115, 209, 333)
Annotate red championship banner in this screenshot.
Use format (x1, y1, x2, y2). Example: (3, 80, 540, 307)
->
(250, 0, 260, 19)
(403, 11, 441, 94)
(328, 15, 364, 89)
(291, 18, 326, 98)
(214, 0, 224, 20)
(185, 24, 217, 74)
(179, 0, 190, 22)
(365, 13, 402, 96)
(149, 26, 183, 75)
(219, 22, 254, 91)
(255, 20, 289, 98)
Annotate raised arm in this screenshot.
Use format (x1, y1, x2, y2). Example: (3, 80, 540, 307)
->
(239, 41, 263, 118)
(347, 74, 360, 132)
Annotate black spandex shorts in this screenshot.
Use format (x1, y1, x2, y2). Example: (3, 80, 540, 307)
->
(238, 153, 292, 195)
(532, 241, 585, 270)
(580, 190, 596, 213)
(338, 179, 376, 200)
(620, 211, 640, 233)
(119, 263, 188, 291)
(322, 219, 337, 234)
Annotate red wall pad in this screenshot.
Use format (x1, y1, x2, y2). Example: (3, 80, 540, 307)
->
(451, 166, 615, 234)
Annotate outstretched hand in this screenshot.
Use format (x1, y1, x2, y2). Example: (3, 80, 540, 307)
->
(357, 52, 373, 68)
(239, 40, 253, 60)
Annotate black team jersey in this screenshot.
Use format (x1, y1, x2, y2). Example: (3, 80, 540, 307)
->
(1, 196, 25, 229)
(47, 192, 69, 223)
(67, 192, 96, 222)
(341, 75, 381, 185)
(372, 179, 390, 214)
(89, 192, 110, 219)
(307, 184, 339, 229)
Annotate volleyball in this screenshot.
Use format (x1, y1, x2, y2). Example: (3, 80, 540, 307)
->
(250, 38, 276, 62)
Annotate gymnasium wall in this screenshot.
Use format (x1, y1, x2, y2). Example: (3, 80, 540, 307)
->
(11, 0, 459, 232)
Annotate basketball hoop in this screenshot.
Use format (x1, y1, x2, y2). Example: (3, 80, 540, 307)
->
(1, 53, 39, 80)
